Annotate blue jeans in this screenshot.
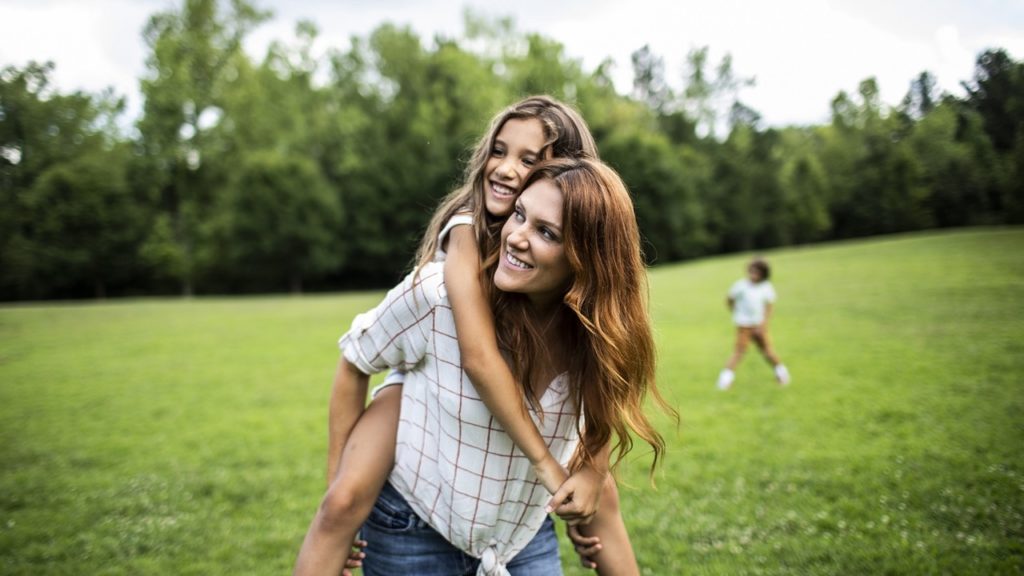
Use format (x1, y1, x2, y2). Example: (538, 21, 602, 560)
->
(360, 481, 563, 575)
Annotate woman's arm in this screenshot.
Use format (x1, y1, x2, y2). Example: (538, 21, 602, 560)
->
(444, 225, 567, 494)
(329, 262, 444, 481)
(326, 356, 371, 484)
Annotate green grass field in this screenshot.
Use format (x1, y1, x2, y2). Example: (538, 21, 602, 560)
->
(1, 227, 1022, 575)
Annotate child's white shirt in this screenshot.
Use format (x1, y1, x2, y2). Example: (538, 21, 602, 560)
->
(729, 278, 776, 327)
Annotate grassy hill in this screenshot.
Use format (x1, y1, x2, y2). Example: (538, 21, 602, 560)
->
(1, 227, 1021, 574)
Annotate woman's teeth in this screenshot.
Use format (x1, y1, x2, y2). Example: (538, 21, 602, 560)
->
(506, 251, 532, 269)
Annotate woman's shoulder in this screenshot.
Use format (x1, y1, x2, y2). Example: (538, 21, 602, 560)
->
(387, 261, 448, 312)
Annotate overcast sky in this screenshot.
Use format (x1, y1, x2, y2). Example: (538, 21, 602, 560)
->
(1, 0, 1022, 127)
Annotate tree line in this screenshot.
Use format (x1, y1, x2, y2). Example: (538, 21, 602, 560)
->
(2, 0, 1022, 300)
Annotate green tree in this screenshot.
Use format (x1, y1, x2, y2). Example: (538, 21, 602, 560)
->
(136, 0, 269, 295)
(905, 101, 998, 226)
(681, 47, 755, 139)
(963, 49, 1024, 220)
(963, 49, 1024, 153)
(709, 126, 784, 251)
(777, 128, 831, 243)
(213, 151, 342, 292)
(822, 78, 932, 237)
(601, 108, 709, 262)
(21, 147, 142, 298)
(322, 22, 507, 283)
(899, 71, 939, 121)
(631, 45, 672, 112)
(1, 61, 135, 299)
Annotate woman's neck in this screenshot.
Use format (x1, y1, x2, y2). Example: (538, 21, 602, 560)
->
(528, 305, 569, 395)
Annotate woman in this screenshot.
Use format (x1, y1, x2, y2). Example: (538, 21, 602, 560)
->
(294, 96, 610, 576)
(331, 158, 673, 574)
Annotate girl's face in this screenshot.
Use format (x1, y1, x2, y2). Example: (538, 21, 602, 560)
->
(494, 178, 572, 308)
(747, 265, 764, 283)
(483, 118, 546, 218)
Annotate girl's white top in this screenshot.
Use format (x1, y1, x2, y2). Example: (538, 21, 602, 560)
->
(339, 215, 579, 575)
(729, 278, 776, 326)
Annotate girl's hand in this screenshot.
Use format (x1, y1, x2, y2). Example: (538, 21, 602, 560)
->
(546, 465, 606, 525)
(341, 538, 367, 576)
(567, 524, 601, 569)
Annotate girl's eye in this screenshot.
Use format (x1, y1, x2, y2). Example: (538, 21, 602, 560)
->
(492, 147, 506, 158)
(522, 156, 536, 167)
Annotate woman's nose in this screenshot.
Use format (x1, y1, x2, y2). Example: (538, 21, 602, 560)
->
(507, 225, 528, 248)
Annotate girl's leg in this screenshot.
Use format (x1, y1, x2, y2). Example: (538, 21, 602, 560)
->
(751, 329, 781, 365)
(293, 385, 402, 576)
(572, 476, 639, 576)
(725, 327, 752, 370)
(718, 327, 751, 389)
(752, 330, 790, 384)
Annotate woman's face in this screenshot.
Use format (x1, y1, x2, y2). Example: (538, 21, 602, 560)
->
(483, 118, 546, 218)
(493, 178, 572, 307)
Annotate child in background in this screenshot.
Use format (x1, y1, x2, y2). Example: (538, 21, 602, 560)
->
(716, 257, 791, 390)
(295, 96, 637, 575)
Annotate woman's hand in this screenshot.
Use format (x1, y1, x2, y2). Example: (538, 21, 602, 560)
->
(533, 455, 570, 495)
(545, 465, 606, 526)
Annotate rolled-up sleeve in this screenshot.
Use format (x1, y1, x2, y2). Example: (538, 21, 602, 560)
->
(338, 263, 444, 375)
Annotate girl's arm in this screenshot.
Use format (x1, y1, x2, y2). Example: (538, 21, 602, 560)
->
(549, 442, 611, 525)
(444, 225, 567, 494)
(326, 356, 370, 484)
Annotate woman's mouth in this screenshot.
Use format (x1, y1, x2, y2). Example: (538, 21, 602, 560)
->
(505, 250, 532, 270)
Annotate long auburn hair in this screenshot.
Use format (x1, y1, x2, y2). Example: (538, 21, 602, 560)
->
(486, 158, 676, 476)
(413, 96, 598, 272)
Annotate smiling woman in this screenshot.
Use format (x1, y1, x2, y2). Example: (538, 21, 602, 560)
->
(487, 158, 674, 477)
(304, 156, 675, 575)
(494, 178, 573, 309)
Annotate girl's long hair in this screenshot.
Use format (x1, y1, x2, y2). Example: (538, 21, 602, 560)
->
(487, 158, 677, 476)
(412, 96, 598, 273)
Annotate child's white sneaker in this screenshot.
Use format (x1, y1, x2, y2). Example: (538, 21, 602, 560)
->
(716, 369, 735, 390)
(774, 364, 791, 386)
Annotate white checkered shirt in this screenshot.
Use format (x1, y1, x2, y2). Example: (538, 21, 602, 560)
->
(339, 261, 580, 574)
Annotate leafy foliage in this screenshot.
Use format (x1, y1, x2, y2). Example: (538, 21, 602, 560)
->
(1, 1, 1023, 299)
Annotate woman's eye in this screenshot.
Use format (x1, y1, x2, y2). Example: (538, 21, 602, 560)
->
(540, 227, 556, 241)
(513, 207, 525, 221)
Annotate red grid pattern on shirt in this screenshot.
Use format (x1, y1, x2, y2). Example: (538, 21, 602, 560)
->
(341, 261, 580, 563)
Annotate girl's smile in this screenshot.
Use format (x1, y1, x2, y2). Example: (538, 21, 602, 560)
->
(484, 118, 546, 218)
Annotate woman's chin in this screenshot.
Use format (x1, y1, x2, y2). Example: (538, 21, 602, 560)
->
(493, 273, 513, 293)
